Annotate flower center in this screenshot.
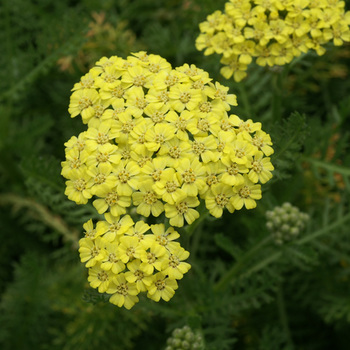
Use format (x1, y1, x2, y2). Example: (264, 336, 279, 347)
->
(147, 252, 156, 264)
(155, 279, 166, 290)
(71, 158, 81, 169)
(156, 236, 168, 246)
(85, 229, 96, 238)
(192, 141, 206, 155)
(126, 247, 136, 258)
(197, 118, 210, 132)
(228, 164, 239, 176)
(252, 136, 264, 149)
(192, 79, 204, 90)
(135, 97, 148, 109)
(151, 111, 165, 123)
(94, 173, 106, 184)
(116, 283, 129, 295)
(239, 186, 251, 199)
(158, 90, 169, 103)
(199, 102, 212, 113)
(91, 246, 100, 257)
(155, 134, 165, 144)
(165, 181, 178, 193)
(169, 255, 180, 268)
(133, 75, 146, 87)
(134, 270, 144, 280)
(105, 192, 119, 206)
(103, 73, 117, 84)
(206, 174, 218, 186)
(165, 75, 178, 87)
(176, 201, 188, 214)
(252, 161, 263, 173)
(149, 63, 160, 73)
(169, 146, 181, 159)
(108, 253, 118, 263)
(215, 194, 229, 208)
(96, 152, 110, 163)
(144, 191, 157, 205)
(118, 170, 130, 183)
(182, 169, 196, 183)
(220, 120, 231, 131)
(74, 179, 86, 191)
(179, 92, 191, 104)
(112, 85, 124, 98)
(96, 132, 109, 144)
(97, 271, 109, 281)
(175, 118, 187, 131)
(94, 105, 105, 117)
(78, 97, 92, 110)
(121, 121, 135, 134)
(151, 169, 162, 182)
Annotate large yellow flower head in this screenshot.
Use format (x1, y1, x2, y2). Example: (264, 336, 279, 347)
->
(196, 0, 350, 81)
(62, 51, 274, 308)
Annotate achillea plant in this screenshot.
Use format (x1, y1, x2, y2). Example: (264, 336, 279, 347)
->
(196, 0, 350, 81)
(61, 51, 274, 308)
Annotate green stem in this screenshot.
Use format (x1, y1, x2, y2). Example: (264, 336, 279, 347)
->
(214, 211, 350, 292)
(295, 211, 350, 245)
(214, 235, 273, 292)
(236, 83, 253, 117)
(0, 193, 79, 248)
(277, 283, 294, 349)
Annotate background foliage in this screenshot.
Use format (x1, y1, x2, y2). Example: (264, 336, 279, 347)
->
(1, 0, 350, 349)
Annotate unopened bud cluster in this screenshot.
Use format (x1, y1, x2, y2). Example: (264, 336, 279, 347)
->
(266, 202, 309, 245)
(165, 326, 205, 350)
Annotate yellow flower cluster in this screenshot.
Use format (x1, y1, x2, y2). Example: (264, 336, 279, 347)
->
(62, 51, 274, 227)
(62, 51, 274, 307)
(196, 0, 350, 81)
(79, 217, 190, 309)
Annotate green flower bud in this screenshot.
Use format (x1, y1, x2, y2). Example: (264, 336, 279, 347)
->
(185, 331, 194, 342)
(290, 227, 299, 236)
(281, 224, 290, 233)
(173, 329, 183, 339)
(182, 340, 190, 349)
(171, 338, 182, 347)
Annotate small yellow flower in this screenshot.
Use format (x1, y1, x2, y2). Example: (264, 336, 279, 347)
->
(68, 88, 99, 122)
(231, 176, 262, 210)
(147, 272, 178, 302)
(162, 247, 191, 280)
(107, 273, 139, 309)
(164, 197, 200, 227)
(88, 264, 113, 293)
(205, 183, 235, 218)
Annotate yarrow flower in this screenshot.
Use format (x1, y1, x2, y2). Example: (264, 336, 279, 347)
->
(266, 202, 310, 245)
(62, 51, 274, 308)
(196, 0, 350, 81)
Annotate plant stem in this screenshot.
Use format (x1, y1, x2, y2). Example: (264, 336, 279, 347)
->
(214, 211, 350, 292)
(277, 283, 294, 349)
(0, 193, 79, 248)
(214, 234, 273, 292)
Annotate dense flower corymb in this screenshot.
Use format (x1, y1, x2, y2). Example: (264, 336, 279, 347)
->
(62, 51, 274, 308)
(196, 0, 350, 81)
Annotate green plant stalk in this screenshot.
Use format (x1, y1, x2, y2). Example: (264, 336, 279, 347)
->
(214, 235, 273, 292)
(214, 211, 350, 292)
(277, 283, 294, 349)
(0, 193, 79, 248)
(301, 156, 350, 176)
